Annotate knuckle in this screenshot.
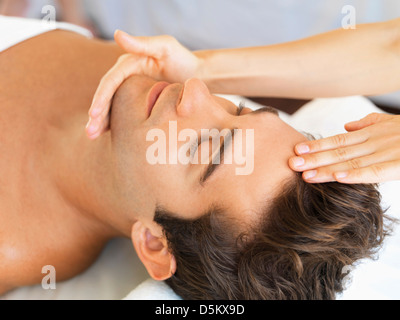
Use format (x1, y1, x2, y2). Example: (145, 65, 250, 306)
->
(371, 165, 384, 178)
(160, 35, 179, 54)
(117, 53, 130, 63)
(160, 34, 176, 44)
(308, 140, 322, 152)
(305, 154, 324, 169)
(368, 113, 381, 122)
(161, 34, 175, 41)
(347, 158, 362, 170)
(332, 134, 348, 147)
(334, 148, 348, 161)
(304, 137, 324, 153)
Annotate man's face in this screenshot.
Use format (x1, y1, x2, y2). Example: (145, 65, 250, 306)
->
(110, 75, 307, 225)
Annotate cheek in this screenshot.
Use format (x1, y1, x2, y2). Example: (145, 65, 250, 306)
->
(149, 166, 195, 214)
(145, 164, 185, 196)
(146, 162, 213, 218)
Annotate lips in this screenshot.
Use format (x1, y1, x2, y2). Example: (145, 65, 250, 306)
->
(147, 82, 170, 118)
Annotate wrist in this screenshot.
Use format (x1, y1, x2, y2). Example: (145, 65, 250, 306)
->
(194, 50, 212, 83)
(193, 49, 236, 94)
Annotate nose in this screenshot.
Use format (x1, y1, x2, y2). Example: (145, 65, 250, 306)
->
(177, 78, 212, 117)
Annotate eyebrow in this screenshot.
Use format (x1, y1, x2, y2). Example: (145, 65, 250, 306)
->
(248, 105, 280, 117)
(199, 106, 279, 186)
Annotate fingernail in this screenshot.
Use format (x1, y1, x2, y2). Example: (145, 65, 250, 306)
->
(335, 172, 348, 179)
(291, 157, 305, 167)
(303, 170, 317, 180)
(86, 120, 97, 135)
(296, 144, 310, 155)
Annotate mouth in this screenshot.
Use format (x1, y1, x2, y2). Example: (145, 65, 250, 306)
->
(147, 82, 170, 118)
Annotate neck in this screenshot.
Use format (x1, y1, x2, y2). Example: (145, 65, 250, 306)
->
(2, 30, 133, 239)
(46, 110, 135, 239)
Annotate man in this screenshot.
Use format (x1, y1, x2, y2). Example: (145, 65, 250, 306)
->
(0, 16, 392, 299)
(0, 21, 125, 294)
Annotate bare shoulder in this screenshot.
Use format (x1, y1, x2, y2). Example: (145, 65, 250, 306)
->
(0, 284, 13, 297)
(0, 30, 125, 295)
(0, 219, 109, 295)
(0, 244, 14, 295)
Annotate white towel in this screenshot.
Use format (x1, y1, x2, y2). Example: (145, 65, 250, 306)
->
(124, 279, 182, 300)
(0, 15, 92, 53)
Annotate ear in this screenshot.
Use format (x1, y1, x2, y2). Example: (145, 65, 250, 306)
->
(131, 221, 176, 281)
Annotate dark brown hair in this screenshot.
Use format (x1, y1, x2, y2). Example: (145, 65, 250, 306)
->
(155, 174, 394, 300)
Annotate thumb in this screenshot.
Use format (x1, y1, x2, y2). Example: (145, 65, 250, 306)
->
(114, 30, 165, 59)
(345, 113, 393, 132)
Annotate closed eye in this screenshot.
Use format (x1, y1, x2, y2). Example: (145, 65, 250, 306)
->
(190, 102, 245, 157)
(190, 134, 211, 160)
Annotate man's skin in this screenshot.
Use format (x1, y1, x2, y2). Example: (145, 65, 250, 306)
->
(3, 18, 398, 297)
(0, 29, 307, 295)
(0, 30, 125, 294)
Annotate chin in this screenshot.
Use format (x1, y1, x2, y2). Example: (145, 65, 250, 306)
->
(110, 82, 145, 143)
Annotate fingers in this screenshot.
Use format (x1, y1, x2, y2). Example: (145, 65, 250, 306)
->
(86, 113, 110, 140)
(293, 113, 392, 156)
(297, 151, 390, 183)
(89, 31, 160, 122)
(294, 129, 368, 158)
(289, 113, 400, 184)
(290, 140, 375, 173)
(290, 141, 400, 184)
(115, 30, 173, 60)
(86, 54, 138, 138)
(115, 30, 153, 56)
(333, 160, 400, 184)
(87, 31, 176, 139)
(90, 54, 136, 116)
(345, 113, 393, 132)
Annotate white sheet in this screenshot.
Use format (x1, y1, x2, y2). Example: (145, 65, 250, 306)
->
(2, 96, 399, 300)
(0, 15, 92, 53)
(1, 238, 150, 300)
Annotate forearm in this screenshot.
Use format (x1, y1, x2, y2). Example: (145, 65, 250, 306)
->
(196, 18, 400, 98)
(57, 0, 87, 23)
(0, 0, 28, 16)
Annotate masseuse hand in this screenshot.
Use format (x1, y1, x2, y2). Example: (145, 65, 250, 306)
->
(289, 113, 400, 184)
(86, 30, 201, 139)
